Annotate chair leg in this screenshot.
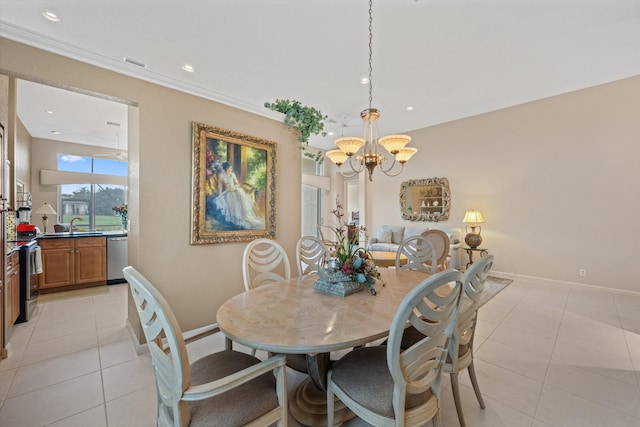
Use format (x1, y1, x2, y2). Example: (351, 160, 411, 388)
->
(450, 372, 466, 427)
(468, 361, 486, 409)
(327, 373, 335, 426)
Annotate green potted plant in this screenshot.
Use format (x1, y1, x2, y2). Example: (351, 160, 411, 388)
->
(264, 99, 327, 163)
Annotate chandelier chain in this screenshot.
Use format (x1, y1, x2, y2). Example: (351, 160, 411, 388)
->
(368, 0, 373, 110)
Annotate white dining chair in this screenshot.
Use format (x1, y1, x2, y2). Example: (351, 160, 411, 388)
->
(327, 269, 463, 427)
(295, 235, 330, 276)
(123, 266, 288, 427)
(396, 254, 495, 427)
(242, 238, 291, 290)
(395, 235, 438, 274)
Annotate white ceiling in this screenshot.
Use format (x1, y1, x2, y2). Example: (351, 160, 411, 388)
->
(1, 0, 639, 152)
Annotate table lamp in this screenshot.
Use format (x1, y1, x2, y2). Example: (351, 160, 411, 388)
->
(33, 202, 57, 233)
(462, 210, 485, 248)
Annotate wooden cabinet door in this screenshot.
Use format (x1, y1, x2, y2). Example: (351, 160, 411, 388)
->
(9, 265, 20, 326)
(5, 252, 20, 327)
(75, 245, 107, 284)
(40, 239, 75, 289)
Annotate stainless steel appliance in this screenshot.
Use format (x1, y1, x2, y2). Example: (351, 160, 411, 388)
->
(107, 236, 128, 284)
(16, 240, 39, 323)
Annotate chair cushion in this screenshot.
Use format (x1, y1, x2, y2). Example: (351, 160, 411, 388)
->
(331, 346, 431, 418)
(188, 350, 279, 427)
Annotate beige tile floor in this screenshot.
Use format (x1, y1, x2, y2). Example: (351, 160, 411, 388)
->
(1, 278, 640, 426)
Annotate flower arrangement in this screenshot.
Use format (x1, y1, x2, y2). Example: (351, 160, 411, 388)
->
(323, 198, 383, 295)
(112, 204, 128, 225)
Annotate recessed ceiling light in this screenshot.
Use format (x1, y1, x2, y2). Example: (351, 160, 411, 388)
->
(42, 11, 61, 22)
(361, 77, 369, 85)
(51, 130, 61, 135)
(182, 64, 195, 73)
(406, 106, 414, 111)
(327, 131, 335, 136)
(45, 110, 54, 114)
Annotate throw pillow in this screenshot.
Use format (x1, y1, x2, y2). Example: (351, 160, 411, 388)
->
(377, 229, 392, 243)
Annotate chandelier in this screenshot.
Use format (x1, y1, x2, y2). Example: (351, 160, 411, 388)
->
(325, 0, 417, 181)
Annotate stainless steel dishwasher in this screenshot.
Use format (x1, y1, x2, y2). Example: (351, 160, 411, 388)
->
(107, 236, 128, 284)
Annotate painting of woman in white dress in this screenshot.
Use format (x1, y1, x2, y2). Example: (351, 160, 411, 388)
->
(214, 162, 264, 229)
(191, 122, 276, 244)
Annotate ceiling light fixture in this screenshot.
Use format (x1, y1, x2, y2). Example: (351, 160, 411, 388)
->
(45, 110, 53, 114)
(51, 130, 61, 135)
(42, 11, 61, 22)
(326, 0, 417, 181)
(182, 64, 195, 72)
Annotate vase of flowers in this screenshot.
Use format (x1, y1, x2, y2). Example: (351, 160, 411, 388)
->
(112, 204, 128, 231)
(315, 198, 383, 296)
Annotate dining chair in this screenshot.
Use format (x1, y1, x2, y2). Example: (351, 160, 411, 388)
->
(327, 269, 463, 427)
(123, 266, 288, 427)
(398, 254, 495, 427)
(242, 238, 291, 290)
(421, 229, 451, 271)
(395, 235, 438, 274)
(295, 235, 330, 276)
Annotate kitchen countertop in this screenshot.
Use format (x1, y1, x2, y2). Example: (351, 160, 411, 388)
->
(37, 231, 128, 239)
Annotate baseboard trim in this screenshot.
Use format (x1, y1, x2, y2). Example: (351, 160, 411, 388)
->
(492, 270, 640, 298)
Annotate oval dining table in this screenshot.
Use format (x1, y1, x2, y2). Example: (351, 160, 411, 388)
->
(216, 268, 433, 426)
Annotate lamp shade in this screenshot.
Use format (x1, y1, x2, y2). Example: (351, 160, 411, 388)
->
(378, 134, 411, 155)
(326, 149, 348, 166)
(462, 210, 485, 225)
(335, 137, 365, 156)
(395, 147, 418, 163)
(33, 202, 57, 216)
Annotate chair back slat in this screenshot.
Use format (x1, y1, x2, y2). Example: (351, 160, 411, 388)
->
(242, 238, 291, 290)
(396, 235, 438, 274)
(296, 236, 330, 276)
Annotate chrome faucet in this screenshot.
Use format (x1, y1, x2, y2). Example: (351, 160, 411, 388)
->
(70, 217, 84, 233)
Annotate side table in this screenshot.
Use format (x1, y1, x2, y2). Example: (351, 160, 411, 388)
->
(464, 247, 488, 268)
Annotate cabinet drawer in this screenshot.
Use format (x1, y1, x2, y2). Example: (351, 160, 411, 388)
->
(75, 237, 106, 248)
(39, 238, 73, 250)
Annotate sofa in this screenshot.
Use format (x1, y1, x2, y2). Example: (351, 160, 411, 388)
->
(367, 225, 462, 269)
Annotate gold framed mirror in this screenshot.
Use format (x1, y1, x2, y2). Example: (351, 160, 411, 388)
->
(400, 177, 451, 222)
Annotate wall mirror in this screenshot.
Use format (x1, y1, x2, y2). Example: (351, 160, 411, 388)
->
(400, 177, 451, 222)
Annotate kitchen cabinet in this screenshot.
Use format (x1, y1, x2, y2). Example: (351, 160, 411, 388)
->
(5, 251, 20, 328)
(39, 237, 107, 290)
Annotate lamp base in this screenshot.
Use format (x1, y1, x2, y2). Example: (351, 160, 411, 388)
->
(465, 232, 482, 249)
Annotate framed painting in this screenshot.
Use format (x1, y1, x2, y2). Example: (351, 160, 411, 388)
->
(191, 122, 277, 244)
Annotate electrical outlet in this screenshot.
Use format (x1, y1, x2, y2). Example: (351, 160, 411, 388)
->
(579, 269, 587, 277)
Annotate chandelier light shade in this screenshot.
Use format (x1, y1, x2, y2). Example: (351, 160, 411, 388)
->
(325, 149, 349, 166)
(325, 0, 417, 181)
(335, 137, 365, 156)
(462, 210, 485, 248)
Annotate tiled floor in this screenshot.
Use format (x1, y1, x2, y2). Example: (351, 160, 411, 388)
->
(1, 278, 640, 426)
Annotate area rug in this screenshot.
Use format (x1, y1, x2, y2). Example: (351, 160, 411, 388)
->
(477, 276, 514, 308)
(38, 286, 110, 303)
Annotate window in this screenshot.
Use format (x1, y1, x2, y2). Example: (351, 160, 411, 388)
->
(301, 158, 322, 237)
(58, 155, 128, 231)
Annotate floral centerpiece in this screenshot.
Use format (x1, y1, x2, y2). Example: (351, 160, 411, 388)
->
(112, 204, 128, 229)
(316, 198, 383, 296)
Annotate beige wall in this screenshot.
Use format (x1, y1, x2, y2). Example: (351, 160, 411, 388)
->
(0, 38, 302, 332)
(354, 75, 639, 292)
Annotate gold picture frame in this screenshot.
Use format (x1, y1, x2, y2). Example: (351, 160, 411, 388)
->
(400, 177, 451, 222)
(191, 122, 277, 244)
